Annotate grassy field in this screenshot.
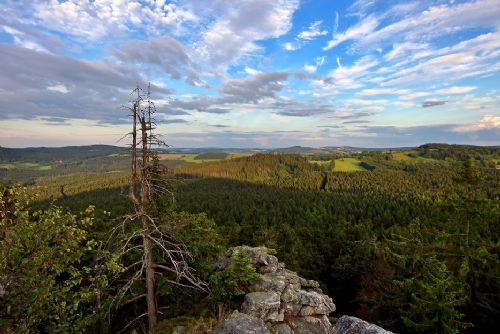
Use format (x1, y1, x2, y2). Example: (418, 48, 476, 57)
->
(0, 162, 52, 170)
(333, 158, 367, 171)
(309, 158, 367, 172)
(309, 160, 331, 171)
(391, 151, 437, 163)
(159, 152, 251, 164)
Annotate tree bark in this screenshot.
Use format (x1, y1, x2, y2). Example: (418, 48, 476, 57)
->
(140, 116, 158, 329)
(129, 101, 139, 207)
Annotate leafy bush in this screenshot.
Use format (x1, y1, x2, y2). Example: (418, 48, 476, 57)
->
(0, 186, 114, 333)
(209, 249, 260, 308)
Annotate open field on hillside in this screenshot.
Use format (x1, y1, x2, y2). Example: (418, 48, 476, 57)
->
(391, 151, 439, 163)
(333, 158, 367, 171)
(0, 162, 52, 170)
(159, 152, 251, 164)
(309, 160, 331, 170)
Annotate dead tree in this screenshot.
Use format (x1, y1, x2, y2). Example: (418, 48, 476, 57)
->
(110, 84, 207, 332)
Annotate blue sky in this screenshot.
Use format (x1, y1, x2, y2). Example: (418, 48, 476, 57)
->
(0, 0, 499, 148)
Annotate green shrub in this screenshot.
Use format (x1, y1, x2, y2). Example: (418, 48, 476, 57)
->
(209, 249, 260, 308)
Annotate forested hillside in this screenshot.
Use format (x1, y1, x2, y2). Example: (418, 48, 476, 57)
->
(1, 144, 499, 333)
(0, 145, 126, 163)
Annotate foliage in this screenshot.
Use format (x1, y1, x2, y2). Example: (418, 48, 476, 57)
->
(1, 145, 499, 333)
(209, 249, 260, 308)
(170, 211, 223, 281)
(0, 145, 126, 163)
(0, 186, 115, 333)
(360, 220, 472, 333)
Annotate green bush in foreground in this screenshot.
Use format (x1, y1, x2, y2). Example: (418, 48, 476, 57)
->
(0, 186, 116, 333)
(209, 249, 260, 309)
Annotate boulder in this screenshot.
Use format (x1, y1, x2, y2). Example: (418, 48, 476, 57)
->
(331, 316, 394, 334)
(241, 291, 282, 321)
(255, 273, 287, 294)
(270, 323, 292, 334)
(214, 246, 278, 271)
(212, 312, 269, 334)
(289, 315, 332, 334)
(212, 247, 393, 334)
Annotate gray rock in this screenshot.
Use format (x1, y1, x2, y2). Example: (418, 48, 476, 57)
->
(256, 273, 287, 294)
(212, 247, 348, 334)
(289, 315, 332, 334)
(281, 284, 301, 305)
(331, 316, 394, 334)
(263, 261, 286, 273)
(299, 290, 324, 307)
(270, 323, 292, 334)
(300, 277, 320, 289)
(283, 269, 301, 285)
(214, 246, 278, 271)
(241, 291, 282, 321)
(212, 312, 269, 334)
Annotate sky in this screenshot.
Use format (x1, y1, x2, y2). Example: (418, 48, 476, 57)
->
(0, 0, 499, 148)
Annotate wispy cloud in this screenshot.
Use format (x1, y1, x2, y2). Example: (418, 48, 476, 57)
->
(1, 0, 499, 147)
(435, 86, 477, 95)
(304, 56, 327, 73)
(298, 20, 328, 40)
(323, 15, 378, 50)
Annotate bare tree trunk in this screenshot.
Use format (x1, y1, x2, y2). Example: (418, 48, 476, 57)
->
(129, 100, 139, 207)
(143, 218, 157, 329)
(121, 84, 205, 332)
(140, 117, 158, 329)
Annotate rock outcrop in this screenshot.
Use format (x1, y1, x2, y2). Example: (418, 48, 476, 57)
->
(212, 246, 393, 334)
(331, 316, 394, 334)
(212, 312, 268, 334)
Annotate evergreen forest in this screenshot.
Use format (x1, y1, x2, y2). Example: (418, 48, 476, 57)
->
(1, 144, 499, 334)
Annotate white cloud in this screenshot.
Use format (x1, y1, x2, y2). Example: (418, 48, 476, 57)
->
(357, 88, 409, 96)
(196, 0, 299, 68)
(2, 25, 22, 36)
(347, 0, 376, 18)
(327, 55, 379, 89)
(304, 56, 326, 73)
(283, 42, 299, 51)
(346, 98, 388, 106)
(323, 16, 378, 50)
(399, 91, 431, 100)
(304, 64, 317, 73)
(1, 25, 47, 52)
(34, 0, 197, 40)
(435, 86, 477, 95)
(326, 0, 500, 51)
(384, 42, 429, 61)
(453, 115, 500, 132)
(298, 20, 328, 40)
(244, 67, 261, 75)
(333, 11, 339, 36)
(47, 84, 69, 94)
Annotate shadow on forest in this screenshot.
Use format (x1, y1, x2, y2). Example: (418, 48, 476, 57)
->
(31, 173, 500, 334)
(35, 174, 445, 319)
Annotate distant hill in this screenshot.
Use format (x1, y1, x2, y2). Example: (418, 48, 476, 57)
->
(271, 146, 326, 154)
(0, 145, 127, 163)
